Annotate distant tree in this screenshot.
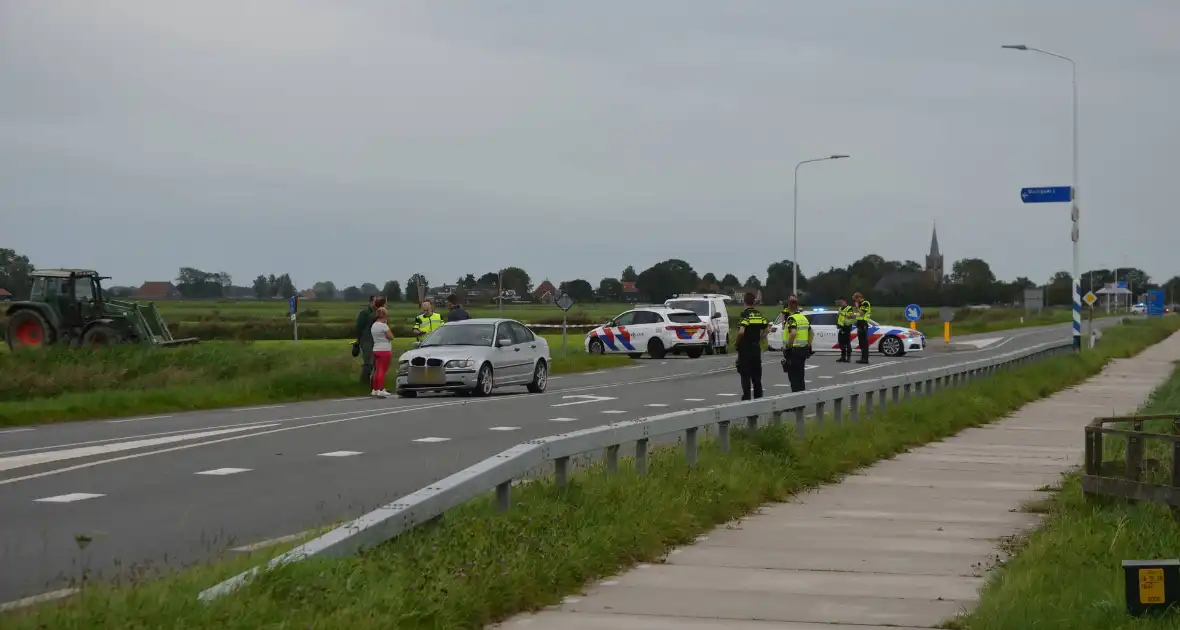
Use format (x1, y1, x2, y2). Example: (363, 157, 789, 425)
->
(1164, 276, 1180, 302)
(700, 272, 719, 289)
(500, 267, 532, 295)
(560, 279, 595, 301)
(360, 282, 380, 297)
(273, 273, 297, 299)
(312, 281, 338, 300)
(636, 259, 698, 302)
(899, 260, 923, 272)
(251, 274, 270, 298)
(745, 275, 762, 289)
(620, 265, 638, 283)
(459, 274, 477, 289)
(406, 274, 428, 303)
(477, 272, 499, 287)
(720, 273, 741, 290)
(175, 267, 224, 298)
(1045, 271, 1072, 306)
(764, 260, 806, 304)
(807, 266, 852, 304)
(383, 280, 402, 302)
(598, 277, 623, 301)
(0, 248, 34, 300)
(342, 285, 363, 302)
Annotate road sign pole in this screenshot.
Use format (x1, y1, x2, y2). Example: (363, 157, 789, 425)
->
(293, 313, 298, 342)
(1071, 58, 1081, 353)
(562, 312, 568, 356)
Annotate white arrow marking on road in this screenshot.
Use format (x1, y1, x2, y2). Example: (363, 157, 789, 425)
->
(955, 337, 1004, 349)
(551, 394, 618, 408)
(195, 467, 251, 476)
(33, 493, 104, 503)
(0, 424, 280, 472)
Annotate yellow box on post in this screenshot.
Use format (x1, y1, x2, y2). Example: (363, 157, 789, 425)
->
(943, 322, 950, 344)
(1123, 559, 1180, 616)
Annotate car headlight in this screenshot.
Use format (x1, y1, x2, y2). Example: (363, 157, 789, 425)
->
(397, 361, 409, 375)
(445, 359, 474, 369)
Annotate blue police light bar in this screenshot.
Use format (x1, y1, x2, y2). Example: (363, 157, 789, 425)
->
(812, 307, 825, 311)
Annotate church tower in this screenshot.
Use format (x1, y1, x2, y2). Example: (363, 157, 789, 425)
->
(925, 222, 944, 284)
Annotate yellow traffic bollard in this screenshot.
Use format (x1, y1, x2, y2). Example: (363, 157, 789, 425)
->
(909, 321, 916, 330)
(943, 322, 951, 344)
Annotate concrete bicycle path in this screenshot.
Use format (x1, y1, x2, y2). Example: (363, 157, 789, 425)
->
(495, 330, 1180, 629)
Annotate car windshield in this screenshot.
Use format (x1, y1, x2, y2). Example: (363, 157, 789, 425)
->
(421, 323, 495, 347)
(666, 300, 710, 316)
(667, 312, 702, 324)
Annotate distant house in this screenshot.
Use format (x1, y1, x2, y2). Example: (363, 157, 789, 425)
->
(426, 284, 461, 304)
(534, 280, 557, 303)
(0, 288, 10, 302)
(135, 281, 181, 299)
(299, 289, 316, 300)
(622, 282, 640, 303)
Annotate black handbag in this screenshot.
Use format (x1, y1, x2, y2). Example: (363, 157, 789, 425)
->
(350, 341, 360, 358)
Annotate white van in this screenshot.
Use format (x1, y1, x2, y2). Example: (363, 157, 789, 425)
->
(664, 293, 731, 354)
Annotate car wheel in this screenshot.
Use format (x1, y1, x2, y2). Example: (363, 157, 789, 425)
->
(686, 347, 704, 359)
(527, 360, 548, 393)
(396, 390, 417, 398)
(647, 338, 666, 359)
(473, 363, 494, 397)
(879, 335, 904, 357)
(588, 338, 606, 355)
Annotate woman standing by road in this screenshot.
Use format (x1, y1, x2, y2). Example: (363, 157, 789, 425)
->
(370, 306, 394, 397)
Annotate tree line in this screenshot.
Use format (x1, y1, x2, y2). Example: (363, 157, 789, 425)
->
(1, 246, 1177, 308)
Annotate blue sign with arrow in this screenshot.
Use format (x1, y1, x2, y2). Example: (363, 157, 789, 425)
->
(289, 295, 299, 314)
(1020, 186, 1072, 203)
(1146, 289, 1165, 317)
(904, 304, 922, 322)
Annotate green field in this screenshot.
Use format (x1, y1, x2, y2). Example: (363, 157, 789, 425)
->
(4, 318, 1176, 629)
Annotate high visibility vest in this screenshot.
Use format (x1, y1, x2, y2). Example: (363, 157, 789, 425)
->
(783, 312, 810, 346)
(838, 305, 855, 327)
(856, 299, 872, 322)
(739, 310, 769, 328)
(414, 312, 443, 337)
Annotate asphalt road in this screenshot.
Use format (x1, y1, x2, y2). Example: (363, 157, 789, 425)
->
(0, 321, 1109, 603)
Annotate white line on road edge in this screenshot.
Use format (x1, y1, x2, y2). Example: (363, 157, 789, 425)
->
(317, 451, 363, 457)
(412, 437, 450, 443)
(716, 393, 738, 397)
(488, 426, 521, 431)
(0, 587, 79, 612)
(601, 410, 626, 414)
(230, 531, 314, 553)
(0, 428, 34, 435)
(195, 468, 252, 476)
(842, 361, 898, 375)
(106, 414, 175, 424)
(222, 404, 288, 413)
(684, 398, 706, 402)
(645, 403, 669, 407)
(548, 417, 578, 422)
(34, 493, 105, 503)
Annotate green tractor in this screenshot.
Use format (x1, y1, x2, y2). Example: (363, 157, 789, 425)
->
(4, 269, 199, 350)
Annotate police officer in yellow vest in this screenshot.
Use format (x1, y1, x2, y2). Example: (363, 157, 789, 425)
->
(734, 292, 770, 400)
(780, 295, 810, 392)
(836, 297, 856, 363)
(853, 291, 872, 364)
(412, 299, 444, 341)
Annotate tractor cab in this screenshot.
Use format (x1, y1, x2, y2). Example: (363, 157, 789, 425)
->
(28, 269, 110, 338)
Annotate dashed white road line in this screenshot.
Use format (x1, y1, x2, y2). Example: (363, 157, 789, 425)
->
(488, 426, 521, 431)
(645, 403, 669, 408)
(317, 451, 362, 457)
(549, 417, 578, 423)
(716, 393, 738, 397)
(805, 365, 819, 370)
(34, 493, 104, 503)
(225, 405, 288, 412)
(684, 398, 706, 402)
(601, 410, 626, 414)
(412, 437, 451, 443)
(195, 467, 251, 476)
(106, 414, 175, 424)
(819, 375, 834, 379)
(0, 587, 79, 612)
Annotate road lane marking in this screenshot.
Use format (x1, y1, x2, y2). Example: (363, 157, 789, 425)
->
(318, 451, 362, 457)
(645, 403, 669, 408)
(488, 426, 521, 431)
(195, 467, 252, 476)
(551, 394, 617, 407)
(716, 393, 738, 397)
(843, 361, 898, 375)
(601, 410, 626, 414)
(34, 493, 104, 503)
(549, 417, 578, 422)
(0, 428, 34, 435)
(229, 530, 315, 553)
(0, 424, 280, 473)
(582, 371, 606, 375)
(805, 365, 818, 370)
(0, 588, 80, 612)
(225, 405, 288, 412)
(412, 437, 450, 443)
(106, 415, 175, 424)
(684, 398, 706, 402)
(819, 375, 833, 379)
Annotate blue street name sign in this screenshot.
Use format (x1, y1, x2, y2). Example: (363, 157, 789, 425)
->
(1146, 289, 1165, 317)
(289, 295, 299, 314)
(904, 304, 922, 322)
(1020, 186, 1073, 203)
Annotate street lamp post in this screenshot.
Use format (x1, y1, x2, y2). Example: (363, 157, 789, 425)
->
(793, 154, 849, 297)
(1002, 44, 1081, 352)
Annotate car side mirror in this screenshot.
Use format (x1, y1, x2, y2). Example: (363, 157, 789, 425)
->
(497, 338, 513, 347)
(711, 312, 722, 319)
(411, 342, 421, 349)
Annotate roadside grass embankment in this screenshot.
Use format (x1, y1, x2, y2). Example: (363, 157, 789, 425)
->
(953, 352, 1180, 630)
(0, 335, 629, 427)
(5, 316, 1178, 630)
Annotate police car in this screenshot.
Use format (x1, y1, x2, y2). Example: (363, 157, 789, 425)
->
(766, 308, 926, 357)
(585, 306, 711, 359)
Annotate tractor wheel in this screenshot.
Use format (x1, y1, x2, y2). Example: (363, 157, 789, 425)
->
(5, 310, 53, 350)
(82, 325, 124, 348)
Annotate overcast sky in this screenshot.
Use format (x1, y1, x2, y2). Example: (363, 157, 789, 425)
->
(2, 1, 1176, 290)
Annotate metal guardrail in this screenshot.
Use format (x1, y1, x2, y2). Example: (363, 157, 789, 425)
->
(199, 338, 1074, 601)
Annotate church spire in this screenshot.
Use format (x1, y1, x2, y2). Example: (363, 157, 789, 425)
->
(929, 221, 940, 258)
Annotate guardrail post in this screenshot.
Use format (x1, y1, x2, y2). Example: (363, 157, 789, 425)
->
(878, 388, 887, 409)
(685, 427, 699, 466)
(903, 383, 912, 400)
(771, 410, 784, 425)
(794, 408, 806, 437)
(719, 421, 731, 452)
(496, 481, 511, 512)
(815, 401, 826, 424)
(865, 390, 874, 416)
(924, 378, 933, 395)
(850, 393, 860, 422)
(636, 439, 648, 475)
(1126, 421, 1144, 493)
(555, 456, 570, 488)
(833, 397, 844, 426)
(1171, 439, 1180, 520)
(891, 386, 900, 404)
(605, 444, 620, 474)
(747, 414, 758, 430)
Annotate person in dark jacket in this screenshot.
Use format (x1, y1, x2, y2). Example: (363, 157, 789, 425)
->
(355, 295, 385, 386)
(446, 294, 470, 322)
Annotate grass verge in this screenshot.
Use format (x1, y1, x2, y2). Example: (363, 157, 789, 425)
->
(951, 351, 1180, 629)
(0, 335, 629, 426)
(4, 317, 1177, 629)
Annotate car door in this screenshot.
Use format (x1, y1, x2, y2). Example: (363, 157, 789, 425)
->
(601, 311, 637, 353)
(491, 322, 520, 382)
(630, 310, 664, 352)
(505, 321, 539, 382)
(804, 312, 839, 351)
